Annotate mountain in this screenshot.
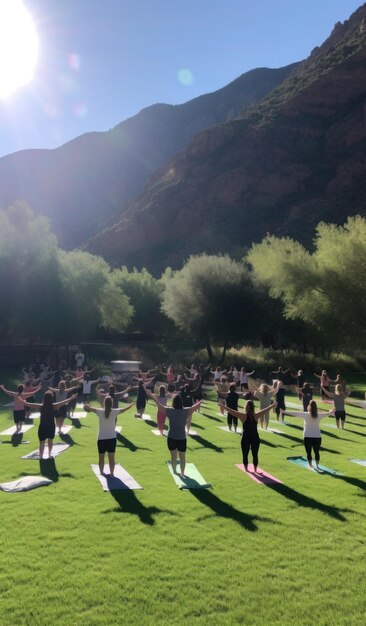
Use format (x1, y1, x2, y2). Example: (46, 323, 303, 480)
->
(87, 3, 366, 274)
(0, 64, 296, 249)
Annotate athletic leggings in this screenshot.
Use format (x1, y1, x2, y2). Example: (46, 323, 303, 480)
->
(227, 414, 238, 429)
(157, 408, 166, 433)
(241, 435, 260, 468)
(259, 410, 270, 429)
(304, 437, 321, 462)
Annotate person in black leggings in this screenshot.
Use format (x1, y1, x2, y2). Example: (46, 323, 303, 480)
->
(226, 399, 276, 471)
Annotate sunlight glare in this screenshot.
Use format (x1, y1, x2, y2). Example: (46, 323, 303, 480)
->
(0, 0, 39, 98)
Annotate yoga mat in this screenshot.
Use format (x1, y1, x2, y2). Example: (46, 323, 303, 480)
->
(21, 443, 70, 460)
(270, 419, 291, 426)
(151, 429, 168, 436)
(266, 427, 284, 434)
(0, 476, 52, 492)
(216, 412, 227, 417)
(135, 413, 151, 421)
(167, 462, 211, 489)
(186, 429, 198, 436)
(286, 401, 303, 409)
(323, 423, 340, 430)
(350, 459, 366, 467)
(91, 464, 142, 491)
(346, 399, 366, 409)
(288, 456, 340, 475)
(0, 424, 34, 436)
(26, 412, 40, 419)
(55, 425, 73, 435)
(236, 464, 283, 484)
(218, 426, 241, 434)
(115, 426, 122, 434)
(71, 411, 87, 419)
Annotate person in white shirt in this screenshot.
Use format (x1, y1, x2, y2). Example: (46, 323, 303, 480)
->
(84, 396, 133, 476)
(75, 348, 85, 369)
(285, 400, 333, 470)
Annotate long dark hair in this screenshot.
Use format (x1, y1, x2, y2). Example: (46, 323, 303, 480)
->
(108, 385, 115, 398)
(40, 391, 54, 417)
(172, 394, 183, 409)
(309, 400, 318, 418)
(104, 396, 112, 418)
(245, 400, 255, 421)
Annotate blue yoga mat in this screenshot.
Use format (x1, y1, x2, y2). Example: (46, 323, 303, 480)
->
(288, 456, 340, 475)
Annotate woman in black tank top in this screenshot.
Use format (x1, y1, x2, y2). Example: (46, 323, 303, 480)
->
(226, 399, 276, 472)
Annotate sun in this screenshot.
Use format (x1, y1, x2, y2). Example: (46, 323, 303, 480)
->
(0, 0, 39, 98)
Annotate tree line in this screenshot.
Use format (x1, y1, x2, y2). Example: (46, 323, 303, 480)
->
(2, 202, 365, 357)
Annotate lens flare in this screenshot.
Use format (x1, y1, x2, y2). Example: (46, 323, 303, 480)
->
(0, 0, 39, 98)
(73, 102, 87, 117)
(68, 53, 81, 71)
(177, 68, 194, 86)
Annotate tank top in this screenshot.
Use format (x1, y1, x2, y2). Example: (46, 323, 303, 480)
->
(242, 416, 259, 438)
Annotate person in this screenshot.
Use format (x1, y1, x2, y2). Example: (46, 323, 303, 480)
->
(81, 372, 100, 402)
(271, 366, 290, 384)
(184, 372, 203, 409)
(160, 365, 176, 392)
(84, 396, 133, 476)
(222, 383, 247, 432)
(134, 379, 148, 418)
(74, 347, 85, 369)
(147, 391, 201, 477)
(285, 400, 333, 469)
(97, 384, 131, 409)
(148, 385, 170, 434)
(226, 399, 276, 471)
(239, 367, 255, 391)
(291, 369, 305, 396)
(274, 381, 286, 422)
(321, 384, 349, 429)
(18, 391, 77, 459)
(248, 379, 278, 430)
(211, 366, 226, 383)
(215, 376, 230, 416)
(48, 380, 81, 434)
(297, 382, 313, 411)
(0, 383, 41, 433)
(313, 370, 331, 400)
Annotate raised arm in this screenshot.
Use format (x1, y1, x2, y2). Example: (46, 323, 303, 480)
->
(53, 394, 78, 409)
(16, 397, 42, 409)
(117, 402, 134, 415)
(255, 403, 276, 421)
(0, 385, 17, 397)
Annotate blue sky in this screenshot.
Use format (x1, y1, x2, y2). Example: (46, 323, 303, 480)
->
(0, 0, 362, 158)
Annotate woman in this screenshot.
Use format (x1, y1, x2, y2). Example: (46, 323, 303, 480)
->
(215, 376, 230, 416)
(274, 381, 286, 422)
(97, 384, 131, 409)
(321, 384, 348, 429)
(313, 370, 331, 400)
(18, 391, 77, 459)
(297, 382, 313, 411)
(49, 380, 81, 434)
(248, 379, 278, 430)
(0, 382, 41, 433)
(147, 391, 201, 477)
(223, 383, 247, 432)
(134, 379, 148, 418)
(81, 372, 100, 403)
(84, 396, 133, 476)
(285, 400, 333, 469)
(239, 367, 255, 391)
(149, 385, 170, 434)
(161, 365, 176, 393)
(226, 400, 276, 471)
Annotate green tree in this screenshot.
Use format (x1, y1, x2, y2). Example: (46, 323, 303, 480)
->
(161, 254, 262, 361)
(247, 216, 366, 351)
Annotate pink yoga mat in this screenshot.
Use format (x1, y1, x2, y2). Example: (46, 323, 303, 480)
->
(235, 464, 283, 484)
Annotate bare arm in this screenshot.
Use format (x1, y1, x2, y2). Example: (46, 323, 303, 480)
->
(53, 394, 78, 409)
(117, 403, 134, 415)
(16, 398, 42, 409)
(255, 403, 276, 421)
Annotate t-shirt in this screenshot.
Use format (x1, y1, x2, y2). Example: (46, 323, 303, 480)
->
(287, 411, 328, 438)
(165, 408, 191, 440)
(333, 395, 345, 411)
(254, 390, 273, 409)
(94, 407, 120, 440)
(226, 391, 239, 411)
(83, 381, 93, 394)
(75, 352, 85, 367)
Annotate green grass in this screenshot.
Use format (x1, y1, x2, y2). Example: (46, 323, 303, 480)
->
(0, 378, 365, 625)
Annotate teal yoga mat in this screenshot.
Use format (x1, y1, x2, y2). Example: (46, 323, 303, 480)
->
(167, 461, 211, 489)
(288, 456, 339, 475)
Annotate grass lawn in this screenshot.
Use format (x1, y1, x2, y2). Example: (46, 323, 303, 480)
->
(0, 375, 365, 626)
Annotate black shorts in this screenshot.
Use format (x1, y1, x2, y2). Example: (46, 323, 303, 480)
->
(167, 437, 187, 452)
(14, 410, 25, 423)
(335, 411, 346, 421)
(38, 423, 56, 441)
(55, 406, 67, 418)
(136, 401, 146, 411)
(97, 438, 116, 453)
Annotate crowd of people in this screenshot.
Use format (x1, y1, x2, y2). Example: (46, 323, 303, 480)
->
(0, 349, 353, 478)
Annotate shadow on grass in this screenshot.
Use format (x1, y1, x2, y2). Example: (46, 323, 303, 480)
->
(189, 489, 274, 531)
(34, 458, 75, 482)
(116, 432, 151, 452)
(343, 428, 366, 439)
(261, 439, 286, 449)
(333, 473, 366, 494)
(189, 434, 223, 453)
(0, 433, 30, 447)
(274, 431, 303, 445)
(59, 433, 79, 447)
(105, 491, 178, 526)
(265, 482, 351, 521)
(70, 418, 82, 429)
(321, 429, 355, 443)
(202, 412, 222, 423)
(346, 419, 366, 428)
(190, 421, 205, 431)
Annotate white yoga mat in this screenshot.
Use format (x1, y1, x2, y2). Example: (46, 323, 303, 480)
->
(151, 429, 168, 436)
(26, 412, 40, 419)
(22, 443, 70, 460)
(186, 429, 198, 436)
(0, 424, 34, 436)
(286, 401, 303, 409)
(115, 426, 122, 434)
(266, 427, 284, 434)
(218, 426, 241, 434)
(350, 459, 366, 467)
(55, 425, 73, 435)
(91, 464, 142, 491)
(0, 475, 53, 492)
(70, 411, 87, 419)
(323, 423, 340, 429)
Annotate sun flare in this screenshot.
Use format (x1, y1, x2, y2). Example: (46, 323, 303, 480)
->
(0, 0, 39, 98)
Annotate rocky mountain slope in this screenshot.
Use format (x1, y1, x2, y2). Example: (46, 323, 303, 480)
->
(0, 64, 296, 248)
(87, 3, 366, 274)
